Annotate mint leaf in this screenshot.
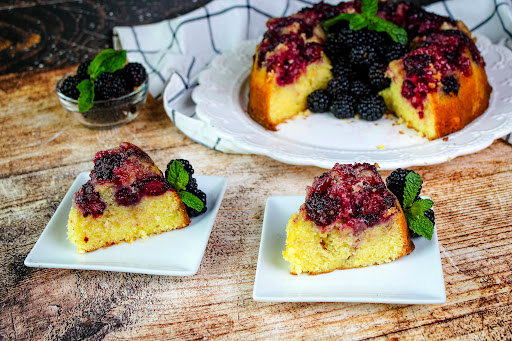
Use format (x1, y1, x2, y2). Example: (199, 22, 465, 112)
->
(179, 191, 204, 212)
(77, 79, 95, 112)
(349, 15, 369, 30)
(405, 212, 434, 240)
(372, 16, 408, 45)
(166, 160, 189, 191)
(362, 0, 378, 18)
(409, 198, 434, 217)
(403, 172, 423, 209)
(88, 49, 126, 79)
(323, 13, 356, 29)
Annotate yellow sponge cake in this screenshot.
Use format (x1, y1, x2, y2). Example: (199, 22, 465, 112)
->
(283, 163, 414, 275)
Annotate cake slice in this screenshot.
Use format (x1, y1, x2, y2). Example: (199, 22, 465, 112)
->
(67, 142, 190, 253)
(283, 163, 414, 275)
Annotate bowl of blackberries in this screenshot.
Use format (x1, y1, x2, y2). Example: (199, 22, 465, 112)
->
(56, 49, 148, 129)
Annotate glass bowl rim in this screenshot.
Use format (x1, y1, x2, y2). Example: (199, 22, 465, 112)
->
(55, 71, 148, 104)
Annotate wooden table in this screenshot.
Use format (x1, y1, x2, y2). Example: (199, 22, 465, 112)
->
(2, 2, 512, 341)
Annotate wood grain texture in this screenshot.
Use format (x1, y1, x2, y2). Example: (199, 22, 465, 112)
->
(0, 0, 211, 75)
(1, 66, 512, 340)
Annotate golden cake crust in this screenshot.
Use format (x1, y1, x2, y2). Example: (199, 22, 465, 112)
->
(248, 62, 277, 130)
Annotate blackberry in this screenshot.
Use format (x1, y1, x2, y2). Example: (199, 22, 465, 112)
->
(165, 158, 194, 181)
(331, 93, 356, 119)
(94, 72, 129, 100)
(307, 89, 331, 113)
(403, 54, 434, 77)
(357, 95, 386, 121)
(324, 34, 347, 62)
(332, 61, 357, 80)
(384, 43, 408, 63)
(350, 80, 372, 98)
(326, 76, 351, 98)
(386, 168, 422, 206)
(442, 76, 459, 95)
(60, 75, 81, 99)
(186, 177, 198, 192)
(121, 62, 147, 89)
(77, 60, 92, 80)
(94, 154, 122, 181)
(187, 189, 207, 217)
(349, 45, 378, 66)
(368, 63, 391, 91)
(305, 192, 340, 226)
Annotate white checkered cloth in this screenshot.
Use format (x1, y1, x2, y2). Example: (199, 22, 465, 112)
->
(113, 0, 512, 151)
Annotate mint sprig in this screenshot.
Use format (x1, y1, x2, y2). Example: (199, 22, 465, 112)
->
(402, 172, 434, 240)
(166, 160, 204, 212)
(76, 49, 127, 112)
(323, 0, 408, 45)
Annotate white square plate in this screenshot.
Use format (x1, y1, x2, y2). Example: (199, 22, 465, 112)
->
(25, 172, 228, 276)
(253, 196, 446, 304)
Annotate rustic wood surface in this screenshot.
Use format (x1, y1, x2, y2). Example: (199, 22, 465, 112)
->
(1, 64, 512, 340)
(2, 1, 512, 340)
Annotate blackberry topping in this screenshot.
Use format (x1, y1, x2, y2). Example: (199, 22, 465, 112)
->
(77, 60, 92, 80)
(368, 63, 390, 91)
(350, 80, 372, 98)
(403, 54, 434, 77)
(75, 182, 107, 218)
(327, 76, 351, 98)
(121, 62, 147, 89)
(331, 93, 356, 119)
(357, 95, 386, 121)
(332, 62, 357, 80)
(442, 75, 459, 95)
(305, 192, 340, 226)
(115, 187, 139, 206)
(384, 43, 408, 63)
(187, 189, 207, 217)
(324, 34, 348, 62)
(94, 72, 129, 100)
(350, 45, 378, 66)
(307, 89, 332, 113)
(94, 153, 122, 181)
(60, 75, 81, 99)
(386, 168, 422, 205)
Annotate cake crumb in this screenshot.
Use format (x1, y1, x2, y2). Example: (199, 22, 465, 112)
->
(399, 130, 404, 134)
(443, 136, 449, 141)
(253, 215, 260, 219)
(378, 145, 385, 150)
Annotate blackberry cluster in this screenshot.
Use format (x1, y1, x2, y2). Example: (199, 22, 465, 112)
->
(306, 26, 410, 121)
(386, 168, 435, 238)
(165, 159, 207, 218)
(59, 60, 148, 100)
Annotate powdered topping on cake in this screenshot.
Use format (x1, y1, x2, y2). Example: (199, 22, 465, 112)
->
(304, 163, 396, 233)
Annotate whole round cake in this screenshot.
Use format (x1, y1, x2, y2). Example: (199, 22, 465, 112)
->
(247, 0, 491, 140)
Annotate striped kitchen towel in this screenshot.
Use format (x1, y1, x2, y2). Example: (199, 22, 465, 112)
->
(114, 0, 512, 150)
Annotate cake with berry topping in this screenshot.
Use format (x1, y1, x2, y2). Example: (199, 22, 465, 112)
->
(282, 163, 414, 275)
(67, 142, 190, 253)
(248, 0, 491, 140)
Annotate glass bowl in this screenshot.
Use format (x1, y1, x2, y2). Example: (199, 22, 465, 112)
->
(56, 72, 148, 129)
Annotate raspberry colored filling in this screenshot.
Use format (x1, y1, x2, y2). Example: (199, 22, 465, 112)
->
(75, 143, 171, 217)
(304, 163, 396, 233)
(400, 30, 483, 110)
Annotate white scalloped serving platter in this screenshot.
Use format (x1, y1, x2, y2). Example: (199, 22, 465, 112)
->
(192, 35, 512, 169)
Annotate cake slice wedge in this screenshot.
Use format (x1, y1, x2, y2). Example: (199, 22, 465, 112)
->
(67, 142, 190, 253)
(283, 163, 414, 275)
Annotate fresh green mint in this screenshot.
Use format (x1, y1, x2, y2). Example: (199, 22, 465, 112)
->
(323, 0, 408, 45)
(77, 49, 127, 112)
(166, 160, 204, 212)
(402, 172, 434, 240)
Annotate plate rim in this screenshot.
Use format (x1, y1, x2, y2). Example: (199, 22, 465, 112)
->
(252, 195, 446, 304)
(192, 34, 512, 169)
(24, 172, 229, 276)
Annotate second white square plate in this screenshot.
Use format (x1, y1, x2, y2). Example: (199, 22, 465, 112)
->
(253, 196, 446, 304)
(25, 172, 228, 276)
